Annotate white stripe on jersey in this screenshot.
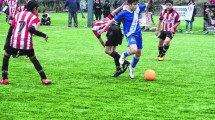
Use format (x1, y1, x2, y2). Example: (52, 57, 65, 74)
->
(126, 7, 140, 37)
(20, 12, 31, 49)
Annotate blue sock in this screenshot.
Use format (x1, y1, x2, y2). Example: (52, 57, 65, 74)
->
(123, 51, 130, 58)
(131, 55, 140, 68)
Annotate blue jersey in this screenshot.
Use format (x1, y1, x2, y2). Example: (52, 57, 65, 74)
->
(114, 3, 146, 37)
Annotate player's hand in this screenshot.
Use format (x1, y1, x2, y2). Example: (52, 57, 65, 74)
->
(155, 29, 159, 36)
(97, 29, 104, 35)
(170, 27, 174, 33)
(121, 1, 128, 7)
(45, 35, 48, 42)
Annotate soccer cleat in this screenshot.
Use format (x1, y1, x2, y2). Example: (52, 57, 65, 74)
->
(155, 55, 160, 60)
(42, 79, 52, 85)
(128, 65, 134, 79)
(158, 56, 165, 61)
(119, 53, 125, 65)
(122, 60, 130, 73)
(0, 79, 9, 85)
(113, 70, 123, 77)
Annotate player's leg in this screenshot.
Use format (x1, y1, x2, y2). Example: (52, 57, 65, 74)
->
(99, 37, 105, 47)
(0, 47, 18, 84)
(128, 34, 142, 79)
(68, 12, 72, 27)
(119, 35, 137, 65)
(73, 12, 78, 27)
(105, 46, 122, 77)
(157, 32, 166, 59)
(26, 50, 52, 85)
(129, 49, 141, 79)
(159, 32, 173, 61)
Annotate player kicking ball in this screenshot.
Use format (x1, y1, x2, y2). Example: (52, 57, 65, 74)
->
(92, 2, 130, 77)
(0, 0, 52, 85)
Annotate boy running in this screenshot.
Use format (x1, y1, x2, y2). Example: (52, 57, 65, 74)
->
(155, 0, 180, 61)
(98, 0, 148, 79)
(92, 2, 130, 77)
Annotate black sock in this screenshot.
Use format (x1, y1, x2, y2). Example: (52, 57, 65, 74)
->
(30, 57, 47, 79)
(110, 51, 120, 68)
(161, 45, 169, 56)
(158, 46, 163, 55)
(2, 54, 10, 79)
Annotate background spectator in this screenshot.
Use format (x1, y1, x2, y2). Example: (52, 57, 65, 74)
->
(93, 0, 102, 20)
(41, 11, 51, 25)
(185, 0, 197, 34)
(113, 0, 125, 9)
(147, 0, 155, 25)
(64, 0, 80, 28)
(103, 0, 110, 18)
(80, 0, 87, 19)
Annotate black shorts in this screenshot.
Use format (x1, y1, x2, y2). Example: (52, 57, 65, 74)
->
(158, 31, 175, 40)
(105, 25, 123, 46)
(6, 47, 35, 57)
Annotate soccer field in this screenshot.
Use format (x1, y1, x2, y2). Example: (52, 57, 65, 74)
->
(0, 13, 215, 119)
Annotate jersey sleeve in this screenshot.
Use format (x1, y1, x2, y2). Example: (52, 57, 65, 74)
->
(29, 17, 39, 28)
(175, 11, 180, 22)
(113, 11, 124, 23)
(159, 11, 164, 20)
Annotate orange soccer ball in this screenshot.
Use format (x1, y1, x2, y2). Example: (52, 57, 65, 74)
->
(144, 69, 156, 81)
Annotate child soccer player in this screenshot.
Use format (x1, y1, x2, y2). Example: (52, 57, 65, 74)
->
(6, 0, 18, 24)
(155, 0, 180, 61)
(98, 0, 148, 79)
(0, 0, 52, 85)
(92, 2, 130, 77)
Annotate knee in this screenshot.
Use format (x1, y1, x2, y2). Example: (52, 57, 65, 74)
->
(105, 49, 111, 55)
(129, 48, 138, 54)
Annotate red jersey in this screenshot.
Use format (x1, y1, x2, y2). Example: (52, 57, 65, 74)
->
(159, 9, 180, 33)
(7, 0, 18, 18)
(10, 11, 39, 50)
(92, 14, 113, 38)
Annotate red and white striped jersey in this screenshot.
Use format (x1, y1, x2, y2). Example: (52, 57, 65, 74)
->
(18, 5, 26, 12)
(10, 11, 39, 50)
(7, 0, 18, 18)
(92, 14, 114, 38)
(159, 9, 180, 33)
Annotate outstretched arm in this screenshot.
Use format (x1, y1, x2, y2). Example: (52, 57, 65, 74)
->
(97, 19, 115, 35)
(110, 1, 127, 16)
(155, 20, 162, 36)
(28, 26, 48, 41)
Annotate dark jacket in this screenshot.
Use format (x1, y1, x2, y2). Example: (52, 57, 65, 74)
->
(64, 0, 80, 13)
(93, 2, 102, 15)
(103, 1, 111, 15)
(113, 0, 125, 9)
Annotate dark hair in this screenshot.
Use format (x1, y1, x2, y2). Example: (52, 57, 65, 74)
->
(127, 0, 138, 4)
(165, 0, 173, 5)
(26, 0, 39, 12)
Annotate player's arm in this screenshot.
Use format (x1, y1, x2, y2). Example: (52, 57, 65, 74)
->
(97, 19, 115, 35)
(110, 1, 127, 16)
(28, 26, 48, 41)
(170, 13, 180, 33)
(4, 25, 14, 50)
(155, 20, 162, 36)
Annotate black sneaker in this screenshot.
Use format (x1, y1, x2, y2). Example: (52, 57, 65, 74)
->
(112, 68, 123, 77)
(122, 60, 130, 73)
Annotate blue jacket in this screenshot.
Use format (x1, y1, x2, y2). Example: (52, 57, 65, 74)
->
(64, 0, 80, 13)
